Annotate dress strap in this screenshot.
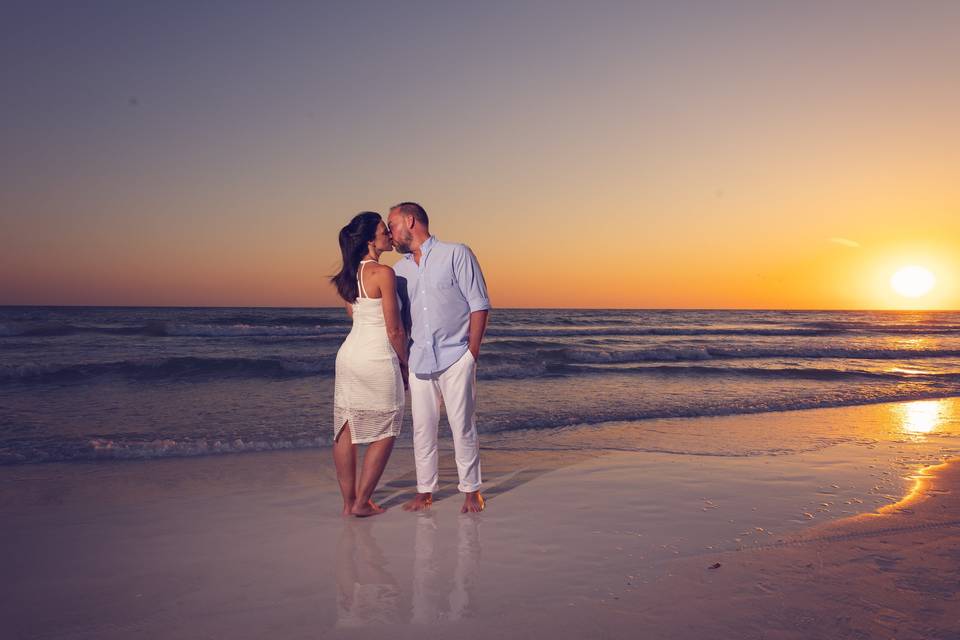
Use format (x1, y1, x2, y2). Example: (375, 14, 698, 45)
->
(357, 260, 373, 298)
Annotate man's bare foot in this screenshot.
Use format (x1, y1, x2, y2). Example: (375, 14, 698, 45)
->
(402, 492, 433, 512)
(351, 499, 385, 518)
(461, 491, 485, 513)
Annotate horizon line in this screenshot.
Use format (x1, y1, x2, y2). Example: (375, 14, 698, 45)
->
(1, 304, 956, 313)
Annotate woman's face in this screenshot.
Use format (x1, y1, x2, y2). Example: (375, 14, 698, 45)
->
(371, 221, 393, 253)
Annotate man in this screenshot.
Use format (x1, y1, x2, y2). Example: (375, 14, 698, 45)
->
(387, 202, 490, 513)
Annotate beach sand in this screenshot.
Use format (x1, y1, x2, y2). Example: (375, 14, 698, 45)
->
(2, 399, 959, 639)
(546, 457, 960, 640)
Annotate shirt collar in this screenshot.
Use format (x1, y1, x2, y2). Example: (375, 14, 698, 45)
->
(419, 235, 437, 258)
(401, 235, 437, 261)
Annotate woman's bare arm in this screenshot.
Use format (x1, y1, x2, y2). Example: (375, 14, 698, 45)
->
(377, 268, 408, 373)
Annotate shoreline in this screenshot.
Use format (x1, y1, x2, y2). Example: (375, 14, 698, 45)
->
(5, 392, 960, 466)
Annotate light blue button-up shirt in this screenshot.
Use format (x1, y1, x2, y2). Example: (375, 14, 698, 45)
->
(393, 236, 491, 376)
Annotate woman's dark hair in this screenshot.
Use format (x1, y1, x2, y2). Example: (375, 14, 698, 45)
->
(331, 212, 382, 303)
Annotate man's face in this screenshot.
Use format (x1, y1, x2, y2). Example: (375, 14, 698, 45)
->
(387, 210, 413, 253)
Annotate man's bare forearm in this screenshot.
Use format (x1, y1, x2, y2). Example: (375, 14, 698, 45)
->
(468, 310, 489, 358)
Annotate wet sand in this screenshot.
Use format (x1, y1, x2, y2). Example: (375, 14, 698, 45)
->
(1, 399, 959, 639)
(574, 457, 960, 640)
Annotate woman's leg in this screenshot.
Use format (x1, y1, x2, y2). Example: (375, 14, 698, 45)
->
(352, 436, 396, 517)
(333, 422, 357, 515)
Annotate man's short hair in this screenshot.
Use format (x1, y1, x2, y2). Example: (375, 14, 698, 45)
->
(391, 201, 429, 227)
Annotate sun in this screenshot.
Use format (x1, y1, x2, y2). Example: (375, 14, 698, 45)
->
(890, 266, 936, 298)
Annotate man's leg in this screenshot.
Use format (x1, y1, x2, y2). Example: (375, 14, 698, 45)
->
(404, 373, 441, 511)
(438, 351, 483, 512)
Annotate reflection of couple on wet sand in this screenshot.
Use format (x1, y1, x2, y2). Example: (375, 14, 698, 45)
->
(330, 202, 490, 516)
(336, 515, 481, 628)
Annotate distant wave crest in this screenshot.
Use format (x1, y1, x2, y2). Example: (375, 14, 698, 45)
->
(5, 343, 960, 385)
(0, 356, 335, 383)
(0, 321, 349, 338)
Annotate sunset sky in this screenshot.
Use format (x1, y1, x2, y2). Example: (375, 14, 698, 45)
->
(2, 1, 958, 309)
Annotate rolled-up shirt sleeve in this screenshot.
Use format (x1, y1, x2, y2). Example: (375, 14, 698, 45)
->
(454, 244, 491, 312)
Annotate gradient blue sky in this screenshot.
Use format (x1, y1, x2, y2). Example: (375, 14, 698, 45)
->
(2, 1, 958, 308)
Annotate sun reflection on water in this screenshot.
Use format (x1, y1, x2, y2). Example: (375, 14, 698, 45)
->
(898, 400, 945, 436)
(885, 366, 930, 376)
(881, 335, 928, 349)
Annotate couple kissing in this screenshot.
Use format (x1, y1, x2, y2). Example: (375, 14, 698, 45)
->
(330, 202, 490, 517)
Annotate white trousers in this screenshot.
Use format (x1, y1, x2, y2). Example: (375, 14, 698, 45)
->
(409, 349, 481, 493)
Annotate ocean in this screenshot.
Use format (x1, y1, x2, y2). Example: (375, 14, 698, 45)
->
(2, 307, 959, 464)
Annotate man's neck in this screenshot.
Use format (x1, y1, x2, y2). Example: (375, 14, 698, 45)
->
(412, 234, 432, 265)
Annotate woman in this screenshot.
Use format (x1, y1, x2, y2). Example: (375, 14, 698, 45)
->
(331, 212, 408, 517)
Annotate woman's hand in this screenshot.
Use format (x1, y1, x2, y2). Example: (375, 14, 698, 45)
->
(400, 362, 409, 390)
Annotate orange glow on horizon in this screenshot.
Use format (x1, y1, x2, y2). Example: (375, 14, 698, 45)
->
(4, 234, 959, 309)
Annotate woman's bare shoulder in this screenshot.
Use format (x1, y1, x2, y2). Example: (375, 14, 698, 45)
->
(367, 263, 396, 280)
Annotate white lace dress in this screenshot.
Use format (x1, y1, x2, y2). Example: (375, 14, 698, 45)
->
(333, 263, 404, 444)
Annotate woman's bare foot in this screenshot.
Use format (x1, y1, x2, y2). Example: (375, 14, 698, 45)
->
(342, 502, 355, 516)
(461, 491, 485, 513)
(402, 492, 433, 512)
(351, 499, 385, 518)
